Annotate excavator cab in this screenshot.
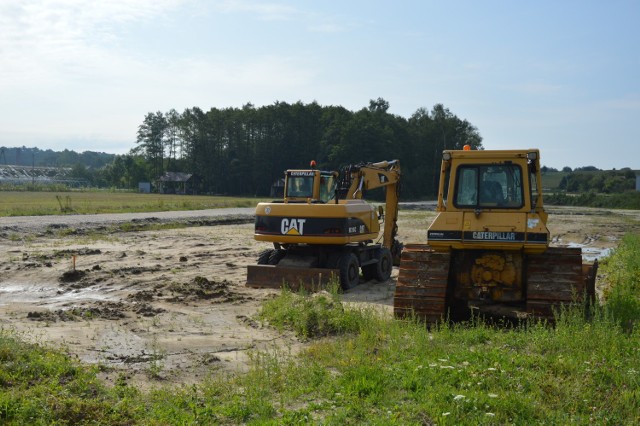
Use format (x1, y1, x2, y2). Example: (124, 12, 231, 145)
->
(284, 170, 338, 203)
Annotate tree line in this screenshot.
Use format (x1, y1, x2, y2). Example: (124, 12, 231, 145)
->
(0, 146, 114, 169)
(120, 99, 482, 198)
(557, 168, 637, 194)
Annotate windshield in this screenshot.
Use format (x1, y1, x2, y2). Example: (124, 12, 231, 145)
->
(286, 174, 314, 198)
(454, 164, 524, 208)
(319, 173, 337, 203)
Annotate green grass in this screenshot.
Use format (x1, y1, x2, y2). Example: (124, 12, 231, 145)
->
(601, 234, 640, 331)
(258, 282, 367, 339)
(2, 236, 639, 424)
(0, 190, 265, 217)
(0, 330, 139, 424)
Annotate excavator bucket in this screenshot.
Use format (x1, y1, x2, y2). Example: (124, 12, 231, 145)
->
(246, 265, 340, 292)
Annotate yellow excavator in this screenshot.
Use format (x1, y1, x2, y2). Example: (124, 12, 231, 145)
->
(247, 160, 402, 290)
(394, 147, 598, 323)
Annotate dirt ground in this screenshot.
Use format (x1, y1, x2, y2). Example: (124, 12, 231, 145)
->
(0, 206, 638, 389)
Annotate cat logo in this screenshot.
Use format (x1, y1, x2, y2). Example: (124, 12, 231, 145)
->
(281, 218, 306, 235)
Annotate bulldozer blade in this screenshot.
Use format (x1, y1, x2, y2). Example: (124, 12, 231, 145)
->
(246, 265, 340, 291)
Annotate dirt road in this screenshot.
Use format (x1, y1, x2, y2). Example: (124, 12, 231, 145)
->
(0, 206, 638, 388)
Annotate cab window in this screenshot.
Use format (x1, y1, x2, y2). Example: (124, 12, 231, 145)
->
(454, 164, 524, 208)
(286, 175, 314, 198)
(319, 173, 337, 203)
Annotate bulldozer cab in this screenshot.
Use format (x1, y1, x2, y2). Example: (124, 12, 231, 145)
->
(430, 148, 549, 255)
(439, 149, 544, 214)
(284, 170, 338, 203)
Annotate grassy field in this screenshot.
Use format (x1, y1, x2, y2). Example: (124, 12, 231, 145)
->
(1, 235, 639, 424)
(0, 190, 264, 217)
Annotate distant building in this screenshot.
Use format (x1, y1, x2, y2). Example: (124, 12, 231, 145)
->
(156, 172, 199, 194)
(636, 174, 640, 191)
(0, 164, 87, 187)
(138, 182, 151, 193)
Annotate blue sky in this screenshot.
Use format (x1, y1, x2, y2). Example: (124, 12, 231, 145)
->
(1, 0, 638, 170)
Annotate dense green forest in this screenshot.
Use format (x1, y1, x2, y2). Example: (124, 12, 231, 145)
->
(127, 99, 482, 198)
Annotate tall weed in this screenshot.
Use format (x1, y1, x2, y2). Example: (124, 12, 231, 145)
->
(601, 233, 640, 330)
(259, 280, 367, 339)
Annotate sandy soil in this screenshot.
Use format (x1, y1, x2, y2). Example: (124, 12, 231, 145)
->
(0, 206, 638, 389)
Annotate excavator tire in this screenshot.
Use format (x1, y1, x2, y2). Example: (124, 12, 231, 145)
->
(526, 247, 596, 322)
(362, 248, 393, 282)
(257, 249, 273, 265)
(375, 247, 393, 282)
(338, 252, 360, 290)
(393, 244, 450, 323)
(268, 249, 286, 265)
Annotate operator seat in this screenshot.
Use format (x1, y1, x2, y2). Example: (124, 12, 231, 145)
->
(480, 181, 504, 204)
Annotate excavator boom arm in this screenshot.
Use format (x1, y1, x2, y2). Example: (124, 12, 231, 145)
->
(343, 160, 401, 250)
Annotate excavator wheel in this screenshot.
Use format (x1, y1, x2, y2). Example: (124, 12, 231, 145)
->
(268, 249, 286, 265)
(257, 249, 273, 265)
(375, 247, 393, 282)
(361, 248, 393, 282)
(394, 244, 450, 323)
(338, 252, 360, 290)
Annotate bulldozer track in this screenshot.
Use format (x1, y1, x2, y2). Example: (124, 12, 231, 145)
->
(394, 245, 598, 324)
(394, 244, 450, 323)
(526, 247, 596, 321)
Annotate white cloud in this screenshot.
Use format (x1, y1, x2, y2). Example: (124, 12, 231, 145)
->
(0, 0, 187, 85)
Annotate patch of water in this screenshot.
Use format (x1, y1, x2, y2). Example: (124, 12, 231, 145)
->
(563, 243, 613, 262)
(0, 281, 115, 306)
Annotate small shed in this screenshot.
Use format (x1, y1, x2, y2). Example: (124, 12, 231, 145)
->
(157, 172, 199, 194)
(138, 182, 151, 193)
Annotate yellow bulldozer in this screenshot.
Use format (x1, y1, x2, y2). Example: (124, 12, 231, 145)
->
(394, 147, 598, 323)
(247, 160, 402, 290)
